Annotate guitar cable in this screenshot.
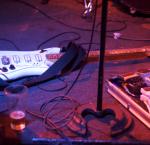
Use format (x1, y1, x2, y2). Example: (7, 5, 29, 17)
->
(14, 0, 128, 33)
(37, 77, 68, 92)
(36, 31, 81, 50)
(36, 0, 99, 138)
(25, 0, 99, 139)
(0, 38, 21, 51)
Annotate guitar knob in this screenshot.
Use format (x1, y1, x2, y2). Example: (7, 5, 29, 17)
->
(1, 67, 8, 72)
(9, 64, 15, 70)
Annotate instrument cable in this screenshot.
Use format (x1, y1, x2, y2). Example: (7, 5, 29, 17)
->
(25, 0, 99, 139)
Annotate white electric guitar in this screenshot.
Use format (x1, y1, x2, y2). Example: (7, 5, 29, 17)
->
(0, 47, 62, 81)
(0, 46, 149, 81)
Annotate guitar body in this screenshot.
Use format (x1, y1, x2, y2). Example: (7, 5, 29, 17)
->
(0, 47, 61, 81)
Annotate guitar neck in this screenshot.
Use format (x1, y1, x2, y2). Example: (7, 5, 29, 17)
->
(89, 46, 150, 61)
(46, 46, 150, 61)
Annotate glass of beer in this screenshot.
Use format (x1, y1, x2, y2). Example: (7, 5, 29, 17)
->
(9, 110, 26, 131)
(4, 84, 28, 131)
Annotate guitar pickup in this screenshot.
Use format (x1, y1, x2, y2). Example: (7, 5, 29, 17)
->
(35, 54, 42, 62)
(12, 55, 20, 64)
(24, 55, 32, 63)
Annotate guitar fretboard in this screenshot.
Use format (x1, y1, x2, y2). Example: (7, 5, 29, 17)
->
(46, 46, 150, 61)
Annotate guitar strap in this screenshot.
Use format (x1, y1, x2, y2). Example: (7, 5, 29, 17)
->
(23, 42, 86, 87)
(0, 78, 9, 90)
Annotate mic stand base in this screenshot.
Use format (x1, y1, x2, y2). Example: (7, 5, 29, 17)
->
(82, 108, 115, 118)
(81, 103, 133, 137)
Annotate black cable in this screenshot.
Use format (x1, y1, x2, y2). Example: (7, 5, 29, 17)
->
(58, 32, 81, 47)
(107, 34, 150, 41)
(15, 0, 150, 42)
(14, 0, 95, 32)
(14, 0, 128, 33)
(37, 77, 68, 92)
(26, 0, 99, 138)
(26, 95, 81, 140)
(0, 38, 21, 50)
(33, 0, 99, 127)
(37, 31, 81, 50)
(40, 96, 80, 128)
(36, 31, 81, 92)
(64, 0, 98, 96)
(96, 19, 128, 32)
(79, 42, 99, 47)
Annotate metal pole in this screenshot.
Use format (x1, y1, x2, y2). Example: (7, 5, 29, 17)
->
(97, 0, 108, 111)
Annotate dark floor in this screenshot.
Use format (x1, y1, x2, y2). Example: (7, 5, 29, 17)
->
(0, 0, 150, 144)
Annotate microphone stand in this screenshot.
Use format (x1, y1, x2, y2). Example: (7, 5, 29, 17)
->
(81, 0, 132, 137)
(82, 0, 115, 118)
(97, 0, 109, 112)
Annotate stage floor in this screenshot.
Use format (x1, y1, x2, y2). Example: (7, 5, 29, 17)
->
(0, 0, 150, 144)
